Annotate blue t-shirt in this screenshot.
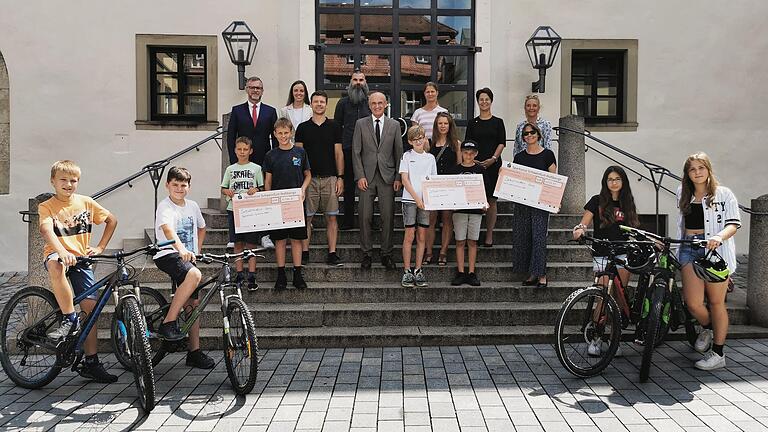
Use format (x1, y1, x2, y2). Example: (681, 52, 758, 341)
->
(262, 145, 310, 190)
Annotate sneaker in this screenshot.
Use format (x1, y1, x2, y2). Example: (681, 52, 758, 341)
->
(158, 321, 184, 341)
(226, 242, 235, 250)
(413, 268, 428, 287)
(247, 273, 258, 291)
(48, 316, 80, 341)
(186, 349, 215, 369)
(466, 272, 481, 286)
(78, 361, 118, 383)
(302, 250, 310, 265)
(261, 235, 275, 249)
(695, 350, 726, 371)
(401, 269, 415, 288)
(326, 252, 344, 267)
(293, 267, 308, 290)
(587, 338, 602, 357)
(275, 269, 288, 291)
(451, 271, 466, 286)
(695, 329, 713, 353)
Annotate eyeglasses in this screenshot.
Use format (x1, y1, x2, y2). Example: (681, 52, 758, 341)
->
(247, 86, 263, 90)
(607, 178, 623, 183)
(522, 130, 537, 137)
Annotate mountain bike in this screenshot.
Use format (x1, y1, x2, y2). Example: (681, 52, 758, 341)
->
(111, 248, 263, 395)
(554, 235, 657, 377)
(0, 241, 173, 412)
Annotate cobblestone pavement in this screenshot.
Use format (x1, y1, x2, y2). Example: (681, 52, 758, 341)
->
(2, 339, 768, 431)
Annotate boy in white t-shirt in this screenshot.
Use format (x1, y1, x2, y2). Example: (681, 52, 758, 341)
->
(152, 166, 214, 369)
(399, 125, 437, 288)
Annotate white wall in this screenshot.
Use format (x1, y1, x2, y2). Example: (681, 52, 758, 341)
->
(1, 0, 766, 270)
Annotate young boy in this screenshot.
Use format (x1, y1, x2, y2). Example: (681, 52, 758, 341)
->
(448, 141, 485, 286)
(263, 118, 312, 290)
(152, 166, 214, 369)
(221, 136, 264, 291)
(40, 160, 119, 383)
(399, 125, 437, 288)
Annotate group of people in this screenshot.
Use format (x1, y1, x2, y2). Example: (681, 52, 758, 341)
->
(37, 71, 740, 385)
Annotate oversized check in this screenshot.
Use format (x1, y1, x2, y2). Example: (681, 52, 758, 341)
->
(493, 161, 568, 213)
(232, 188, 305, 233)
(422, 174, 488, 211)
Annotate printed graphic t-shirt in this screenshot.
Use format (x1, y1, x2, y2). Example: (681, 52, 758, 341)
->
(262, 145, 310, 190)
(221, 162, 264, 211)
(584, 194, 627, 257)
(153, 197, 206, 259)
(398, 149, 437, 202)
(39, 194, 111, 258)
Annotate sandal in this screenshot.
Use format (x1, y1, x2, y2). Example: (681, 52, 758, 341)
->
(438, 254, 447, 266)
(422, 255, 433, 266)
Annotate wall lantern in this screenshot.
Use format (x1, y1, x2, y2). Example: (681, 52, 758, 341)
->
(525, 26, 561, 93)
(222, 21, 258, 90)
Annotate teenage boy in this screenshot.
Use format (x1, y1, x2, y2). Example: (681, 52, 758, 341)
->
(263, 118, 312, 290)
(449, 141, 485, 286)
(399, 125, 437, 287)
(40, 160, 119, 382)
(295, 90, 345, 267)
(221, 136, 265, 290)
(153, 166, 215, 369)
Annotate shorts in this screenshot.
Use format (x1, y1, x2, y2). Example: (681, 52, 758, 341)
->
(227, 211, 263, 244)
(592, 254, 627, 273)
(306, 177, 340, 216)
(452, 212, 482, 241)
(154, 253, 199, 298)
(44, 253, 97, 300)
(402, 202, 429, 228)
(271, 221, 308, 241)
(678, 233, 706, 267)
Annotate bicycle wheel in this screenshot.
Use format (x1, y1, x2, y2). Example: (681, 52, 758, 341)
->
(121, 297, 156, 412)
(0, 286, 62, 389)
(555, 286, 621, 378)
(640, 281, 666, 382)
(223, 297, 258, 394)
(111, 286, 168, 371)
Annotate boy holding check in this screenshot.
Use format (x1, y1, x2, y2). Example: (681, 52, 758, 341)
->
(448, 140, 485, 286)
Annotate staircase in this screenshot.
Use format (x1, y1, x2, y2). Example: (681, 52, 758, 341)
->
(101, 197, 762, 350)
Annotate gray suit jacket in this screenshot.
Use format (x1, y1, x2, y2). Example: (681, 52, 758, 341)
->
(352, 116, 403, 184)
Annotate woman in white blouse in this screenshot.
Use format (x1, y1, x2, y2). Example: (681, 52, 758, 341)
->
(280, 80, 312, 130)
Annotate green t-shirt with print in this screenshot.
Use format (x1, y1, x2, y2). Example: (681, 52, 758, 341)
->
(220, 162, 264, 211)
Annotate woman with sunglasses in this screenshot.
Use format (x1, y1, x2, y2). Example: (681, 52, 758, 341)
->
(677, 152, 740, 370)
(464, 87, 506, 248)
(513, 94, 553, 156)
(512, 123, 556, 288)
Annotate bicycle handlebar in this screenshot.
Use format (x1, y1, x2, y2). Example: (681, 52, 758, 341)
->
(195, 247, 268, 264)
(70, 239, 177, 265)
(618, 225, 707, 247)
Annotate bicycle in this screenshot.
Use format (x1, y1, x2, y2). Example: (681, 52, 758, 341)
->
(619, 225, 701, 382)
(0, 241, 173, 412)
(111, 248, 263, 395)
(554, 234, 658, 377)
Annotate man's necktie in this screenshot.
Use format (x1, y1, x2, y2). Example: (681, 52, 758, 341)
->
(252, 104, 258, 127)
(375, 119, 381, 145)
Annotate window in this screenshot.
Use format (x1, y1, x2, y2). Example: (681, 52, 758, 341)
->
(135, 35, 218, 131)
(316, 0, 476, 126)
(150, 47, 207, 121)
(560, 39, 638, 131)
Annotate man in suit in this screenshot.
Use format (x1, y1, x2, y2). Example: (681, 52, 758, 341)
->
(226, 76, 278, 249)
(227, 76, 278, 166)
(352, 91, 403, 270)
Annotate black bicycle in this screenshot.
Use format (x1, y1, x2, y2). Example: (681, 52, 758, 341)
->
(0, 241, 173, 412)
(111, 249, 263, 395)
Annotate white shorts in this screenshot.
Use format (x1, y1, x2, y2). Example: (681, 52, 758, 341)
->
(452, 213, 482, 241)
(592, 254, 627, 273)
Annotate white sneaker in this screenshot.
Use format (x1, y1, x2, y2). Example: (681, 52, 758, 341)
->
(694, 329, 713, 353)
(261, 235, 275, 249)
(226, 242, 235, 249)
(614, 343, 623, 357)
(695, 350, 726, 371)
(587, 339, 602, 357)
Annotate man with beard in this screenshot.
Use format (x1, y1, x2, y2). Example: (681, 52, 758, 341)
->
(334, 70, 371, 230)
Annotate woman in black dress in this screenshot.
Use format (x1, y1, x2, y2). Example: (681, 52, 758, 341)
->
(512, 123, 557, 287)
(464, 87, 506, 247)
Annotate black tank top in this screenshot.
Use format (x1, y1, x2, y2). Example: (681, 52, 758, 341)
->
(685, 202, 704, 229)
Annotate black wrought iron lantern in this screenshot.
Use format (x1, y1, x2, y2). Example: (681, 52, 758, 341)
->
(525, 26, 561, 93)
(222, 21, 259, 90)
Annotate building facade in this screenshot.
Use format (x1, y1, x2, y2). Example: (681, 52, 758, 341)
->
(0, 0, 766, 270)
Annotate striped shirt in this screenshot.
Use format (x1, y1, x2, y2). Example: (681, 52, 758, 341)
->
(411, 105, 448, 140)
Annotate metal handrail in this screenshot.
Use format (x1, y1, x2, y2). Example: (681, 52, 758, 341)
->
(551, 126, 755, 232)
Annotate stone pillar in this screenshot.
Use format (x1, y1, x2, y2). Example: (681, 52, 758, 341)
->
(557, 115, 586, 213)
(26, 193, 54, 288)
(220, 113, 230, 212)
(747, 195, 768, 326)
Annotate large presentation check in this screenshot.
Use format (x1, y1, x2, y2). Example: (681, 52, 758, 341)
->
(232, 188, 305, 233)
(422, 174, 488, 211)
(493, 161, 568, 213)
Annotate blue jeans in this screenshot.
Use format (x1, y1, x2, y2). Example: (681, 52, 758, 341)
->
(678, 233, 706, 267)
